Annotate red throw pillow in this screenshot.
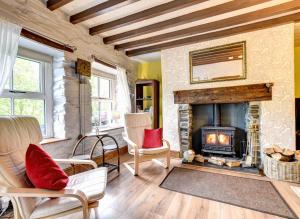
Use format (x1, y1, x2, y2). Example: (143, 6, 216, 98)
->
(25, 144, 69, 190)
(143, 128, 163, 148)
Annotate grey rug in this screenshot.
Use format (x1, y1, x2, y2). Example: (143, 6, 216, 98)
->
(160, 167, 297, 219)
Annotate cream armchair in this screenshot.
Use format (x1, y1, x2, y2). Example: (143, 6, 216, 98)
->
(123, 113, 170, 176)
(0, 116, 107, 219)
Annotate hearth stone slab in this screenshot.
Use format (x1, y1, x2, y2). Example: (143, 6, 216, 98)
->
(182, 160, 260, 175)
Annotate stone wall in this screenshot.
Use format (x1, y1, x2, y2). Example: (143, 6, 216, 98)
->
(161, 24, 295, 153)
(0, 0, 138, 159)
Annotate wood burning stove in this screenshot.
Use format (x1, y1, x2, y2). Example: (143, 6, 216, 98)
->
(201, 104, 236, 156)
(201, 126, 236, 155)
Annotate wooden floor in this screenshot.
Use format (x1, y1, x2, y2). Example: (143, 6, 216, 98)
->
(67, 154, 300, 219)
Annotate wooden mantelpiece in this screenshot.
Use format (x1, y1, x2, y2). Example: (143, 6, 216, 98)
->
(174, 83, 273, 104)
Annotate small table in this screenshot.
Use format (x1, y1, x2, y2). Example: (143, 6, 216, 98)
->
(71, 133, 120, 174)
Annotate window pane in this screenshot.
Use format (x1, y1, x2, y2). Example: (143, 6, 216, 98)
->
(99, 78, 110, 99)
(0, 98, 11, 115)
(14, 99, 45, 133)
(4, 78, 10, 89)
(92, 100, 100, 126)
(91, 76, 98, 97)
(100, 101, 112, 127)
(13, 57, 41, 92)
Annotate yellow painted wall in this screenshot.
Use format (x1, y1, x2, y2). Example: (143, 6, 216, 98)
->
(137, 61, 163, 127)
(295, 47, 300, 98)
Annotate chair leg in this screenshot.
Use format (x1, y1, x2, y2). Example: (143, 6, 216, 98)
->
(134, 154, 139, 176)
(166, 151, 171, 169)
(82, 206, 89, 219)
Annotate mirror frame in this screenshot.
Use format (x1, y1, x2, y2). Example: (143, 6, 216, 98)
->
(189, 41, 247, 84)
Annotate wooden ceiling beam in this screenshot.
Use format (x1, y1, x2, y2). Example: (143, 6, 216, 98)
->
(89, 0, 209, 35)
(126, 12, 300, 57)
(70, 0, 140, 24)
(104, 0, 271, 44)
(116, 0, 300, 50)
(47, 0, 73, 11)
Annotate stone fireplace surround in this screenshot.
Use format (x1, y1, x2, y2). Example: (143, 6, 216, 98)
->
(162, 24, 295, 158)
(175, 83, 272, 163)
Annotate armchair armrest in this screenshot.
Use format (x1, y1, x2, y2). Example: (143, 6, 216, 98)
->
(53, 159, 97, 169)
(123, 136, 138, 149)
(162, 139, 171, 149)
(0, 186, 89, 218)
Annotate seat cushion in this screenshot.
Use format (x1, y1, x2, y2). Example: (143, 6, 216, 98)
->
(67, 167, 107, 202)
(26, 144, 69, 190)
(30, 167, 107, 219)
(130, 145, 169, 155)
(143, 128, 163, 148)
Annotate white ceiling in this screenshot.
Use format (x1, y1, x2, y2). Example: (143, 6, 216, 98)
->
(56, 0, 300, 61)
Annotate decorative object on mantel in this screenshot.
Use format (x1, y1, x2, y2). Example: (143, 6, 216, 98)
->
(183, 150, 195, 162)
(264, 145, 300, 183)
(189, 41, 246, 84)
(244, 102, 260, 167)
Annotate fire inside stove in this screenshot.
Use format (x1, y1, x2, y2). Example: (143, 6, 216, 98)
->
(206, 133, 230, 145)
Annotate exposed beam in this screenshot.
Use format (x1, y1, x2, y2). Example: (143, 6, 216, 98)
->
(89, 0, 209, 35)
(115, 0, 300, 50)
(47, 0, 73, 11)
(104, 0, 271, 44)
(70, 0, 140, 24)
(126, 12, 300, 57)
(174, 83, 273, 104)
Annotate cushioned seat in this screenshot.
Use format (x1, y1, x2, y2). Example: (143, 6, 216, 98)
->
(30, 167, 107, 218)
(0, 116, 107, 219)
(123, 113, 171, 176)
(130, 145, 169, 155)
(67, 167, 107, 202)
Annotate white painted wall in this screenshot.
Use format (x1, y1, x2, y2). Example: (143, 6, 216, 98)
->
(161, 24, 295, 152)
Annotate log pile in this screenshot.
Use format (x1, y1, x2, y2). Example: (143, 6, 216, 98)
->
(264, 145, 299, 162)
(225, 160, 241, 167)
(208, 157, 226, 166)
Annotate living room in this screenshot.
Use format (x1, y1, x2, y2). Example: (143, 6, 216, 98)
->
(0, 0, 300, 218)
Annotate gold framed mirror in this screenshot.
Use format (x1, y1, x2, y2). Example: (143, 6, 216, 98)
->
(189, 41, 246, 84)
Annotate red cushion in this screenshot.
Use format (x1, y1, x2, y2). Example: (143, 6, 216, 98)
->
(143, 128, 163, 148)
(25, 144, 69, 190)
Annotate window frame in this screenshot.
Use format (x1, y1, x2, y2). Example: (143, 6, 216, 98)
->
(91, 71, 116, 129)
(0, 47, 53, 138)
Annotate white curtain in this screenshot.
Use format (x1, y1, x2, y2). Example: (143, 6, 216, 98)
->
(116, 66, 132, 123)
(0, 20, 21, 95)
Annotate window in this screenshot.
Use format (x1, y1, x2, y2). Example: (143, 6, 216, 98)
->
(0, 48, 53, 137)
(91, 75, 116, 128)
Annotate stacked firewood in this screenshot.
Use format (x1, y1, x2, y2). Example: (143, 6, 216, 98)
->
(264, 145, 300, 162)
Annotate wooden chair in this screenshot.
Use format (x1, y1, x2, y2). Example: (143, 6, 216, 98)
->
(123, 113, 170, 176)
(0, 116, 107, 219)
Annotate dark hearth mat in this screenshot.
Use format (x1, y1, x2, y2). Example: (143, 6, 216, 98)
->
(160, 167, 297, 219)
